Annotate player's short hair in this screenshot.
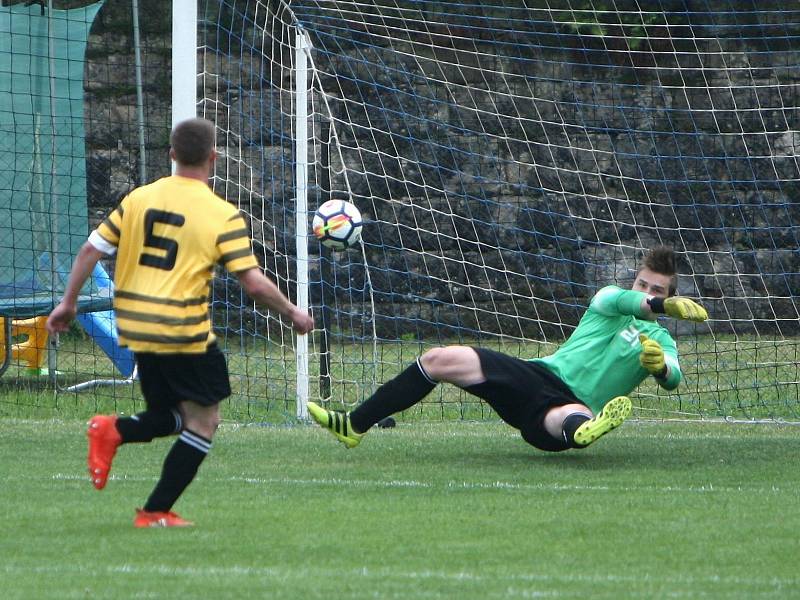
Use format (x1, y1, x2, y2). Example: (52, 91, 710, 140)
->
(641, 246, 678, 296)
(170, 118, 216, 166)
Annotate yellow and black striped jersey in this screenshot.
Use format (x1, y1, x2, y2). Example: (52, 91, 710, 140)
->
(92, 175, 258, 353)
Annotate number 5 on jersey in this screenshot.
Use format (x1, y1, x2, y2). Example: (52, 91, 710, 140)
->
(139, 209, 185, 270)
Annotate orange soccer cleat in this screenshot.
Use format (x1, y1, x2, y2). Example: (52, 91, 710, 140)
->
(134, 508, 194, 528)
(86, 415, 122, 490)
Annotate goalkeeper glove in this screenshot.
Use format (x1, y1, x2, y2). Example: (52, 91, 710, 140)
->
(639, 334, 667, 377)
(647, 296, 708, 323)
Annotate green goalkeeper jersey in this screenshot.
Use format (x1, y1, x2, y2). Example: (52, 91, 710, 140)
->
(532, 285, 682, 414)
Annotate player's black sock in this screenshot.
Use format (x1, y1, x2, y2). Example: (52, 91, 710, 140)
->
(561, 413, 591, 448)
(349, 358, 437, 433)
(116, 409, 181, 443)
(143, 429, 211, 512)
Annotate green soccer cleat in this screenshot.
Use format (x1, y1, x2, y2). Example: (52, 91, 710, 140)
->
(307, 401, 364, 449)
(573, 395, 632, 447)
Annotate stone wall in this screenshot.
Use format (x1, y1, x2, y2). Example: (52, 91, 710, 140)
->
(80, 1, 800, 338)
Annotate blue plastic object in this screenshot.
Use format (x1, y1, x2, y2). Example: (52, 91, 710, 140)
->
(75, 263, 135, 377)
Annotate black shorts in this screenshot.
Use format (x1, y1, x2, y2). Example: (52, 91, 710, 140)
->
(135, 343, 232, 409)
(465, 348, 586, 452)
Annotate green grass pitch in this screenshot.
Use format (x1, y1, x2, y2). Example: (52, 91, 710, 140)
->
(2, 418, 798, 598)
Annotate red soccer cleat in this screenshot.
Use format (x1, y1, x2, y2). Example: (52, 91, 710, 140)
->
(86, 415, 122, 490)
(134, 508, 194, 528)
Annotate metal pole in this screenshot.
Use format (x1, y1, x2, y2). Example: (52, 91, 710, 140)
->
(132, 0, 147, 183)
(46, 0, 59, 386)
(294, 30, 311, 419)
(172, 0, 197, 174)
(318, 121, 332, 400)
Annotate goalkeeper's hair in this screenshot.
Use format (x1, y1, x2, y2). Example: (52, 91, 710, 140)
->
(170, 118, 215, 166)
(642, 246, 678, 296)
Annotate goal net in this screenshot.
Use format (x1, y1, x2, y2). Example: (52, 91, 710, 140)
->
(201, 0, 800, 422)
(2, 1, 797, 423)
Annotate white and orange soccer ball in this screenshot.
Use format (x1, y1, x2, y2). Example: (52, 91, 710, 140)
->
(312, 200, 363, 250)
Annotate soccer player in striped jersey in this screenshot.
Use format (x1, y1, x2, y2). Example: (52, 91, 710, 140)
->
(308, 247, 707, 452)
(47, 118, 314, 527)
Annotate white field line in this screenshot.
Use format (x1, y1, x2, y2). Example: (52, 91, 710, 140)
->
(41, 472, 796, 495)
(5, 417, 800, 430)
(2, 562, 798, 589)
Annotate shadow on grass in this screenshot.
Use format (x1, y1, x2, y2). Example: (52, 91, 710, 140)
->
(411, 427, 799, 476)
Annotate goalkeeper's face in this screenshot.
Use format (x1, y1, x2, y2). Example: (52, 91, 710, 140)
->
(632, 268, 672, 299)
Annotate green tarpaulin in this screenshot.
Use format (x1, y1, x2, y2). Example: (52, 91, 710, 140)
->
(0, 1, 107, 316)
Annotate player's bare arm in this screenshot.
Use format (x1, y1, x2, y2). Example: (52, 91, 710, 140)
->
(46, 241, 105, 334)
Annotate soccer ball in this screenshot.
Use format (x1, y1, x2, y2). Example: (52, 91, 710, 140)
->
(312, 200, 363, 250)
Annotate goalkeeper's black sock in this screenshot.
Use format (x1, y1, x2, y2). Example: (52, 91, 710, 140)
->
(143, 429, 210, 513)
(561, 413, 591, 449)
(349, 358, 437, 433)
(116, 409, 181, 443)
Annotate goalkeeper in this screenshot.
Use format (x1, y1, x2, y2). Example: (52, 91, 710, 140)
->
(308, 247, 708, 452)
